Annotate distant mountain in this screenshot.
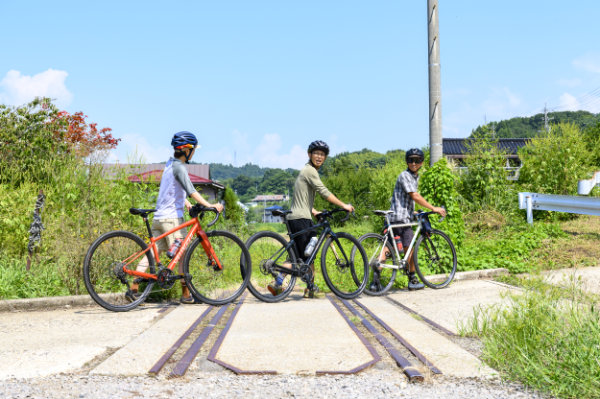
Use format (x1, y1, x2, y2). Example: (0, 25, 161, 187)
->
(471, 110, 600, 138)
(210, 162, 298, 180)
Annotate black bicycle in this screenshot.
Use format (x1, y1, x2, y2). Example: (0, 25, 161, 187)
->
(245, 208, 369, 302)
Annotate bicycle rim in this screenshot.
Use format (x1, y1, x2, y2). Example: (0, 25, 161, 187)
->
(83, 231, 155, 312)
(321, 232, 368, 299)
(245, 231, 297, 303)
(414, 229, 457, 289)
(183, 230, 251, 306)
(357, 233, 398, 296)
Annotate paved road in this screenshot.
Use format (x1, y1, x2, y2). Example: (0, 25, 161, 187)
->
(0, 267, 597, 383)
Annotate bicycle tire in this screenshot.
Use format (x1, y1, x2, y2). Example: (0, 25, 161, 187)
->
(182, 230, 251, 306)
(321, 232, 368, 299)
(83, 230, 156, 312)
(245, 231, 298, 303)
(356, 233, 399, 296)
(414, 229, 457, 289)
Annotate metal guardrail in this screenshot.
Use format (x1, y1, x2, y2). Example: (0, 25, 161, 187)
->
(518, 192, 600, 224)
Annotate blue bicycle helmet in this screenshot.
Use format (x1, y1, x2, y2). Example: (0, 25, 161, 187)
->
(171, 131, 198, 149)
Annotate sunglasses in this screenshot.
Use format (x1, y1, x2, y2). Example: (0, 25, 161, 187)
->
(407, 158, 423, 164)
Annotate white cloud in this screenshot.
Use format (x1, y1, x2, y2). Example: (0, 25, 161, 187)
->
(0, 69, 73, 107)
(573, 52, 600, 74)
(107, 133, 171, 164)
(109, 130, 309, 170)
(559, 93, 580, 111)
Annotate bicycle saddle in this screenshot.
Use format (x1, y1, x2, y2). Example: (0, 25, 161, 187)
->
(271, 209, 292, 217)
(129, 208, 157, 217)
(373, 210, 394, 215)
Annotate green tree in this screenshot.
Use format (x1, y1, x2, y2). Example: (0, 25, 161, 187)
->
(419, 158, 464, 246)
(458, 126, 513, 213)
(222, 186, 245, 226)
(518, 123, 593, 196)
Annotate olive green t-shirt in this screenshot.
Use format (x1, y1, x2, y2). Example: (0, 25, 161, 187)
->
(289, 162, 332, 220)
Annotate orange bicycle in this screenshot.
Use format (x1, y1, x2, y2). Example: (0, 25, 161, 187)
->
(83, 204, 251, 312)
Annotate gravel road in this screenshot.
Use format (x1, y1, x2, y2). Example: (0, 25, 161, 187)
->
(1, 372, 548, 399)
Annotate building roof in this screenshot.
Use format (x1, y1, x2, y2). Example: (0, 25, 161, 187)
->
(103, 163, 224, 190)
(103, 163, 210, 178)
(443, 138, 530, 157)
(128, 169, 219, 186)
(251, 194, 288, 202)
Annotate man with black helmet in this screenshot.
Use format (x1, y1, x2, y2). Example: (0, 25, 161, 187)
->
(268, 140, 354, 298)
(370, 148, 446, 291)
(130, 131, 224, 304)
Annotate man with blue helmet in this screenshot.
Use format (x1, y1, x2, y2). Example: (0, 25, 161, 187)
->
(130, 131, 223, 304)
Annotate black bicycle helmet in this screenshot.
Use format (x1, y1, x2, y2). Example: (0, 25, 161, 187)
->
(171, 131, 198, 149)
(308, 140, 330, 155)
(405, 148, 424, 162)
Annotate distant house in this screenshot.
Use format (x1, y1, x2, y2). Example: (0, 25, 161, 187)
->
(443, 138, 530, 166)
(250, 194, 289, 205)
(103, 163, 224, 201)
(263, 205, 284, 223)
(443, 138, 530, 180)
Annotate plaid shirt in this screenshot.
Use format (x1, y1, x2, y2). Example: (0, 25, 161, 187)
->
(390, 169, 419, 223)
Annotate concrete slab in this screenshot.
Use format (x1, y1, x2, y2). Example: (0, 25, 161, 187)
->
(0, 305, 162, 380)
(541, 266, 600, 295)
(357, 296, 496, 378)
(387, 279, 519, 334)
(91, 304, 210, 376)
(214, 297, 374, 374)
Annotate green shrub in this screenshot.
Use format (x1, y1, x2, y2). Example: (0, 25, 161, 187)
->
(419, 158, 465, 246)
(518, 123, 593, 196)
(463, 279, 600, 399)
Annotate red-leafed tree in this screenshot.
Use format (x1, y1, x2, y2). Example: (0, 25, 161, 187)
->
(52, 110, 120, 157)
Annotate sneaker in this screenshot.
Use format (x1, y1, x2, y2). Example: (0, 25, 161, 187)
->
(267, 282, 283, 296)
(180, 295, 199, 304)
(369, 269, 382, 292)
(408, 275, 424, 291)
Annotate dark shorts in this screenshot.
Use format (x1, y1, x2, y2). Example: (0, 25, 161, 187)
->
(383, 225, 414, 253)
(288, 218, 316, 263)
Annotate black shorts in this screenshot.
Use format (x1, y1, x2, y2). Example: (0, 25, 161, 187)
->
(288, 218, 316, 263)
(383, 225, 414, 253)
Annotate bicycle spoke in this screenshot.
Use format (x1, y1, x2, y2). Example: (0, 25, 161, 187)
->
(357, 233, 398, 295)
(414, 230, 457, 289)
(245, 231, 297, 302)
(321, 232, 368, 299)
(83, 231, 155, 312)
(183, 230, 250, 305)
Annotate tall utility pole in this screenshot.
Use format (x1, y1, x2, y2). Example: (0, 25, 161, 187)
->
(427, 0, 443, 165)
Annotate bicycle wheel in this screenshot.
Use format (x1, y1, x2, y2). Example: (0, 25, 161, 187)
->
(414, 229, 457, 289)
(183, 230, 251, 306)
(83, 231, 156, 312)
(245, 231, 298, 303)
(356, 233, 398, 296)
(321, 232, 368, 299)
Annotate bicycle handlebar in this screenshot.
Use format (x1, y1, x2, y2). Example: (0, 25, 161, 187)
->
(189, 204, 220, 227)
(416, 206, 446, 223)
(316, 207, 353, 223)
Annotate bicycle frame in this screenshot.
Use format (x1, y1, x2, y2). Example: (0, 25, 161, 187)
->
(269, 214, 348, 277)
(377, 215, 423, 271)
(119, 215, 221, 281)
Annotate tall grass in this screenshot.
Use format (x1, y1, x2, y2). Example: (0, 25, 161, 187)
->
(461, 278, 600, 399)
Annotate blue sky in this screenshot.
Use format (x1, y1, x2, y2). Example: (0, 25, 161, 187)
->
(2, 1, 599, 170)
